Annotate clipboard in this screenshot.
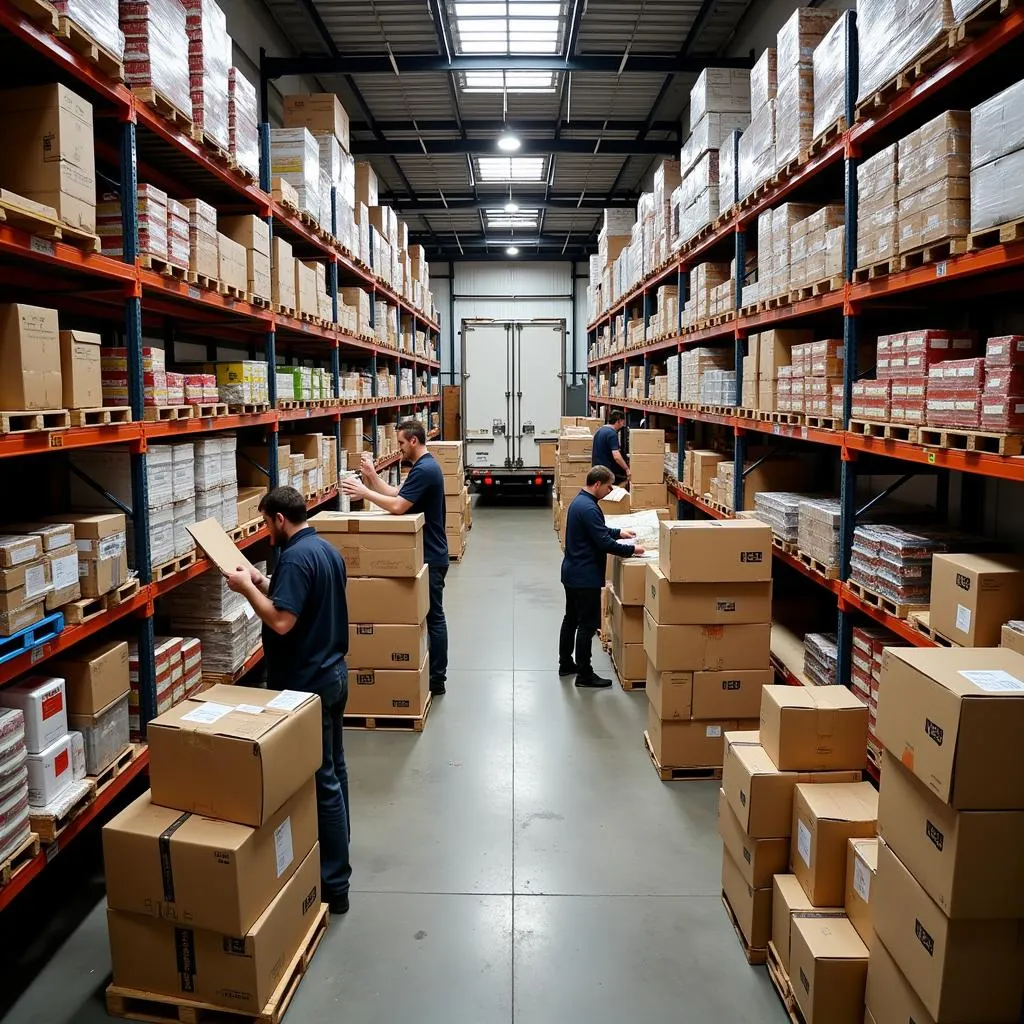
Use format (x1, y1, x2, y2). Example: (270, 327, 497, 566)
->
(186, 518, 256, 575)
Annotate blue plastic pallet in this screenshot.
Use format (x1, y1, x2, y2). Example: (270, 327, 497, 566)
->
(0, 612, 65, 667)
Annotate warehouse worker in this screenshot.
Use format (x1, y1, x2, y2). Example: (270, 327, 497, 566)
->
(224, 485, 352, 917)
(559, 465, 643, 687)
(341, 418, 450, 696)
(592, 410, 630, 483)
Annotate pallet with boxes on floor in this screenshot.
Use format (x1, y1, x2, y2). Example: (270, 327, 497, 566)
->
(311, 511, 432, 730)
(643, 519, 776, 779)
(428, 441, 469, 562)
(103, 684, 328, 1021)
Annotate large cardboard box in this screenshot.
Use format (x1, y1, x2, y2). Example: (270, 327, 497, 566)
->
(50, 639, 129, 716)
(772, 874, 845, 975)
(58, 330, 101, 409)
(612, 557, 647, 606)
(1002, 622, 1024, 655)
(929, 552, 1024, 647)
(789, 915, 869, 1024)
(877, 749, 1024, 918)
(844, 837, 877, 946)
(426, 441, 463, 469)
(628, 428, 665, 454)
(643, 612, 770, 671)
(872, 839, 1024, 1024)
(217, 214, 271, 256)
(0, 304, 61, 411)
(103, 780, 318, 935)
(345, 566, 428, 625)
(347, 655, 429, 716)
(647, 706, 743, 767)
(689, 450, 725, 495)
(718, 788, 789, 889)
(874, 646, 1024, 809)
(272, 236, 296, 309)
(310, 512, 425, 577)
(759, 685, 869, 771)
(865, 936, 938, 1024)
(610, 591, 643, 644)
(692, 669, 773, 720)
(658, 520, 772, 583)
(558, 435, 592, 460)
(644, 563, 772, 624)
(612, 639, 646, 682)
(646, 665, 693, 719)
(347, 622, 428, 670)
(629, 482, 668, 510)
(147, 685, 322, 827)
(282, 93, 350, 152)
(721, 846, 772, 950)
(791, 782, 878, 907)
(628, 453, 664, 483)
(107, 844, 322, 1015)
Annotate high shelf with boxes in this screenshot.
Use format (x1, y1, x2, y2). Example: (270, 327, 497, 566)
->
(0, 0, 441, 911)
(587, 2, 1024, 769)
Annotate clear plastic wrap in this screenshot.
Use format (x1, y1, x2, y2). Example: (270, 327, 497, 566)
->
(737, 99, 775, 200)
(690, 68, 750, 129)
(971, 78, 1024, 170)
(757, 208, 773, 292)
(227, 67, 259, 179)
(184, 0, 230, 150)
(120, 0, 192, 117)
(897, 111, 970, 200)
(774, 67, 814, 169)
(54, 0, 125, 58)
(812, 11, 852, 140)
(857, 0, 953, 102)
(681, 111, 749, 175)
(270, 127, 321, 219)
(952, 0, 993, 17)
(776, 8, 837, 76)
(67, 694, 129, 775)
(750, 48, 777, 115)
(718, 129, 740, 210)
(971, 149, 1024, 231)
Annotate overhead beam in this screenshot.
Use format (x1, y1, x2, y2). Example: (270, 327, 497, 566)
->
(349, 118, 680, 134)
(351, 138, 675, 156)
(263, 52, 753, 77)
(379, 193, 640, 211)
(416, 233, 595, 246)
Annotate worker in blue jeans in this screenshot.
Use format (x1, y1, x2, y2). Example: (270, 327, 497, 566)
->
(225, 486, 352, 916)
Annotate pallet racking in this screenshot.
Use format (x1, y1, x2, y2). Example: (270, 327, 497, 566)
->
(0, 0, 441, 907)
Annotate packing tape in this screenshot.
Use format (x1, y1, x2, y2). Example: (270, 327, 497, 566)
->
(158, 811, 192, 903)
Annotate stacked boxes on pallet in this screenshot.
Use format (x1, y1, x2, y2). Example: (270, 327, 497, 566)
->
(54, 1, 124, 59)
(428, 442, 468, 560)
(311, 513, 430, 721)
(0, 525, 76, 636)
(643, 520, 773, 770)
(0, 706, 30, 866)
(184, 0, 230, 151)
(218, 216, 271, 305)
(608, 557, 648, 686)
(554, 426, 594, 550)
(121, 0, 191, 119)
(811, 11, 852, 143)
(103, 686, 325, 1015)
(628, 428, 669, 511)
(971, 77, 1024, 232)
(227, 67, 259, 179)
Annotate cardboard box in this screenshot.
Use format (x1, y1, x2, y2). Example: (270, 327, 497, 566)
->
(721, 846, 772, 950)
(647, 705, 742, 767)
(282, 93, 350, 151)
(844, 837, 877, 946)
(58, 330, 101, 409)
(611, 557, 647, 606)
(107, 844, 322, 1015)
(629, 482, 668, 510)
(345, 566, 428, 625)
(102, 780, 318, 934)
(0, 676, 66, 753)
(874, 646, 1024, 809)
(272, 236, 296, 309)
(872, 839, 1024, 1024)
(929, 552, 1024, 647)
(612, 639, 646, 682)
(791, 783, 879, 907)
(646, 665, 693, 719)
(692, 669, 772, 720)
(610, 591, 643, 644)
(628, 428, 665, 454)
(658, 520, 772, 583)
(26, 732, 73, 806)
(718, 788, 789, 889)
(628, 453, 664, 483)
(865, 935, 937, 1024)
(310, 512, 425, 577)
(147, 685, 323, 827)
(643, 612, 770, 671)
(50, 639, 129, 716)
(759, 685, 870, 771)
(723, 737, 861, 838)
(688, 450, 725, 495)
(216, 215, 271, 256)
(0, 533, 43, 569)
(877, 748, 1024, 918)
(644, 563, 772, 624)
(789, 915, 868, 1024)
(347, 622, 428, 670)
(0, 304, 61, 411)
(347, 655, 429, 716)
(772, 874, 845, 976)
(1002, 622, 1024, 655)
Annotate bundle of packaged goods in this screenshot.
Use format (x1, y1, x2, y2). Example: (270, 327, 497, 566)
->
(120, 0, 192, 119)
(427, 442, 468, 560)
(796, 497, 841, 571)
(184, 0, 230, 150)
(217, 216, 271, 303)
(0, 706, 30, 864)
(708, 451, 811, 513)
(311, 512, 430, 719)
(3, 522, 80, 617)
(54, 0, 124, 57)
(591, 211, 635, 309)
(227, 67, 259, 179)
(269, 128, 321, 221)
(553, 426, 595, 546)
(749, 328, 812, 413)
(752, 491, 805, 544)
(779, 339, 846, 416)
(971, 76, 1024, 232)
(186, 198, 219, 280)
(738, 93, 775, 201)
(644, 520, 773, 769)
(191, 437, 238, 529)
(981, 335, 1024, 431)
(98, 185, 168, 260)
(849, 625, 904, 765)
(849, 524, 947, 609)
(811, 11, 851, 144)
(103, 685, 326, 1014)
(166, 196, 190, 271)
(857, 145, 899, 268)
(788, 206, 844, 293)
(212, 359, 269, 406)
(757, 203, 815, 300)
(42, 512, 129, 606)
(866, 646, 1024, 1024)
(720, 685, 872, 1005)
(802, 631, 837, 686)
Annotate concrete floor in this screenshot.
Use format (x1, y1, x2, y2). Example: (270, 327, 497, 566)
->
(1, 499, 787, 1023)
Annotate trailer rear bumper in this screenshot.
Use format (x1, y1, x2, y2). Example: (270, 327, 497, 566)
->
(468, 468, 554, 493)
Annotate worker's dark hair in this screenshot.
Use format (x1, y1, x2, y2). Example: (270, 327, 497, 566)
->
(586, 465, 614, 486)
(608, 410, 625, 425)
(397, 418, 426, 445)
(258, 486, 308, 524)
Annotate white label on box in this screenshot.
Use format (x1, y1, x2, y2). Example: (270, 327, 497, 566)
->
(853, 856, 872, 903)
(234, 704, 265, 715)
(705, 725, 722, 738)
(274, 816, 294, 877)
(51, 553, 78, 590)
(99, 535, 125, 558)
(954, 604, 971, 633)
(242, 603, 256, 620)
(267, 690, 309, 711)
(958, 669, 1024, 693)
(181, 702, 232, 724)
(24, 564, 48, 599)
(797, 820, 812, 867)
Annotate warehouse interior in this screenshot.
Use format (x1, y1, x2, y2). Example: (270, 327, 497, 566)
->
(2, 0, 1024, 1023)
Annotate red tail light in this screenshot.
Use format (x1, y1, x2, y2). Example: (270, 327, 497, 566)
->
(483, 476, 493, 485)
(534, 476, 543, 485)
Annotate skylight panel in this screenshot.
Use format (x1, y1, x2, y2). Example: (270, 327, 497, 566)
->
(461, 70, 557, 92)
(477, 156, 546, 181)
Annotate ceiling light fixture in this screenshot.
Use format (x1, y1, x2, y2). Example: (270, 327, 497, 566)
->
(504, 200, 519, 213)
(497, 132, 521, 152)
(506, 245, 520, 256)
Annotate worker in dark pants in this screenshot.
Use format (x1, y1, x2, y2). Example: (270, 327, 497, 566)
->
(342, 418, 450, 695)
(559, 465, 643, 687)
(591, 410, 630, 484)
(225, 486, 352, 916)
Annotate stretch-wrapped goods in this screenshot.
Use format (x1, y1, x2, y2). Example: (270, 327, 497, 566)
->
(812, 12, 853, 141)
(120, 0, 191, 117)
(185, 0, 230, 150)
(55, 0, 125, 58)
(228, 68, 259, 179)
(738, 100, 776, 200)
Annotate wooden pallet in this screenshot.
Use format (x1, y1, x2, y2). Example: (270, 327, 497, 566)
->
(851, 257, 898, 283)
(87, 743, 139, 799)
(721, 891, 767, 966)
(276, 303, 298, 318)
(143, 406, 194, 421)
(30, 779, 94, 844)
(0, 408, 72, 434)
(106, 577, 141, 608)
(189, 125, 231, 164)
(809, 117, 847, 157)
(131, 86, 192, 128)
(854, 33, 955, 122)
(251, 294, 272, 309)
(227, 403, 271, 415)
(766, 941, 803, 1024)
(759, 410, 802, 425)
(908, 610, 958, 647)
(898, 236, 968, 271)
(917, 425, 1024, 456)
(967, 216, 1024, 250)
(343, 693, 432, 732)
(804, 415, 839, 431)
(847, 419, 920, 443)
(951, 0, 1018, 46)
(229, 518, 263, 543)
(218, 281, 249, 302)
(0, 189, 100, 253)
(106, 903, 330, 1024)
(152, 552, 197, 581)
(186, 271, 218, 291)
(0, 832, 40, 887)
(68, 406, 133, 427)
(611, 652, 645, 691)
(846, 580, 923, 621)
(63, 594, 105, 626)
(797, 551, 840, 580)
(192, 403, 229, 418)
(772, 536, 799, 556)
(810, 275, 844, 297)
(643, 731, 723, 782)
(8, 0, 59, 30)
(139, 254, 188, 280)
(56, 16, 124, 80)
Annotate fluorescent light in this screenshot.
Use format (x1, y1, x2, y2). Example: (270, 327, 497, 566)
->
(476, 156, 546, 181)
(506, 246, 520, 256)
(504, 200, 519, 213)
(497, 132, 521, 152)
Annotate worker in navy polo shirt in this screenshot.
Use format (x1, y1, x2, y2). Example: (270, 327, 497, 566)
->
(225, 485, 352, 916)
(592, 410, 630, 483)
(560, 465, 642, 687)
(341, 418, 450, 695)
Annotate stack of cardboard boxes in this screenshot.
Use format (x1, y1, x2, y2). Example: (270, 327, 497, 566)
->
(219, 215, 272, 305)
(554, 426, 594, 549)
(428, 441, 469, 561)
(608, 557, 648, 687)
(0, 704, 30, 866)
(644, 520, 773, 770)
(627, 428, 669, 511)
(311, 512, 431, 722)
(103, 685, 326, 1016)
(0, 524, 79, 636)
